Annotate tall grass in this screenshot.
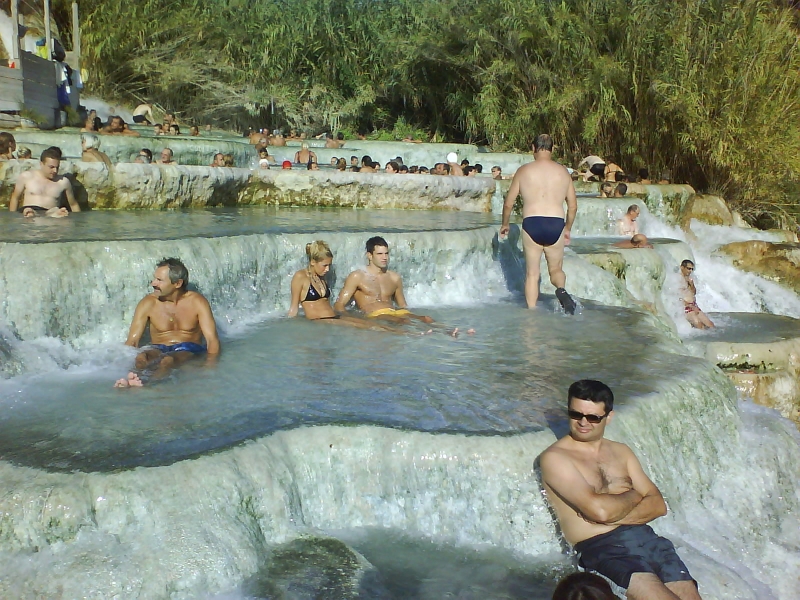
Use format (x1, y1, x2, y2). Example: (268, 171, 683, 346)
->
(60, 0, 800, 221)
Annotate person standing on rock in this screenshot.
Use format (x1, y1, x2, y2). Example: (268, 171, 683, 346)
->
(499, 134, 578, 313)
(679, 260, 714, 329)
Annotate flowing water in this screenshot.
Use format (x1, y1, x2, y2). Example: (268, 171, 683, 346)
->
(0, 206, 798, 599)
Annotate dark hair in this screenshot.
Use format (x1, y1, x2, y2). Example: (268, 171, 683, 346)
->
(0, 132, 15, 154)
(463, 166, 476, 175)
(567, 380, 614, 413)
(627, 204, 639, 214)
(552, 572, 615, 600)
(398, 165, 409, 173)
(460, 159, 470, 166)
(351, 155, 358, 161)
(600, 182, 613, 191)
(170, 125, 181, 135)
(40, 146, 62, 163)
(366, 236, 389, 253)
(681, 259, 695, 268)
(419, 166, 429, 173)
(533, 133, 554, 152)
(361, 155, 373, 166)
(93, 116, 102, 131)
(326, 132, 333, 139)
(409, 166, 418, 173)
(638, 168, 649, 179)
(140, 148, 153, 161)
(615, 183, 628, 196)
(156, 257, 189, 288)
(337, 132, 344, 140)
(394, 156, 403, 164)
(442, 162, 451, 174)
(386, 161, 400, 172)
(474, 163, 483, 173)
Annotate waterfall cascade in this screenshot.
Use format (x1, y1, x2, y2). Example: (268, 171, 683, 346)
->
(0, 148, 798, 598)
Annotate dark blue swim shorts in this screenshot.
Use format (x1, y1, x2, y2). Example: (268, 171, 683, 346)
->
(151, 342, 207, 355)
(575, 525, 695, 591)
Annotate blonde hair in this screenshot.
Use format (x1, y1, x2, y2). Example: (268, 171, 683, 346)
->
(305, 240, 333, 264)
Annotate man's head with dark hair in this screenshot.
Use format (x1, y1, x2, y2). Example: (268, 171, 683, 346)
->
(394, 156, 404, 165)
(326, 132, 334, 139)
(533, 133, 554, 152)
(567, 379, 614, 414)
(156, 257, 189, 288)
(337, 132, 344, 140)
(40, 146, 63, 163)
(366, 236, 389, 254)
(614, 183, 628, 197)
(350, 155, 359, 165)
(464, 166, 476, 176)
(361, 155, 373, 167)
(681, 259, 694, 269)
(474, 163, 483, 173)
(38, 146, 63, 180)
(627, 204, 639, 216)
(638, 168, 649, 180)
(140, 148, 153, 161)
(398, 164, 409, 173)
(460, 159, 470, 167)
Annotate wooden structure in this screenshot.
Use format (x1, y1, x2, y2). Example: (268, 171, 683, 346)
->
(0, 0, 80, 129)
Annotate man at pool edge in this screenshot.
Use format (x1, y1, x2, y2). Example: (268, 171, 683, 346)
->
(115, 258, 220, 387)
(334, 236, 434, 326)
(538, 379, 701, 600)
(499, 133, 577, 313)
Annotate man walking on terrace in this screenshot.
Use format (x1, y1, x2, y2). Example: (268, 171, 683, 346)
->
(539, 379, 701, 600)
(500, 134, 578, 313)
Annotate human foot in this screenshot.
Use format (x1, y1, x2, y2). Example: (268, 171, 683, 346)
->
(114, 372, 143, 388)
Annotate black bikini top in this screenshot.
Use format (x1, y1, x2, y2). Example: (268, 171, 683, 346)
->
(304, 281, 330, 302)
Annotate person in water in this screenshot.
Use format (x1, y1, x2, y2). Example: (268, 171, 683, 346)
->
(115, 258, 220, 387)
(288, 240, 399, 332)
(539, 380, 701, 600)
(9, 146, 80, 218)
(618, 204, 640, 236)
(334, 236, 434, 324)
(613, 234, 653, 249)
(500, 134, 578, 313)
(551, 572, 616, 600)
(679, 259, 714, 329)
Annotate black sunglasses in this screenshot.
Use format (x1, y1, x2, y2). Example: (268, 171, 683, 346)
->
(568, 410, 609, 424)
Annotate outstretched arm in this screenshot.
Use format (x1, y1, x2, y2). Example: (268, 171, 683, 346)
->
(124, 297, 152, 347)
(334, 271, 361, 313)
(197, 296, 220, 354)
(540, 450, 643, 525)
(499, 174, 521, 237)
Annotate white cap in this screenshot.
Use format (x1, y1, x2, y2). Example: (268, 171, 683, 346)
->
(446, 152, 458, 163)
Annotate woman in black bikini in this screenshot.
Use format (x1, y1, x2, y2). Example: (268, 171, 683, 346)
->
(288, 241, 399, 331)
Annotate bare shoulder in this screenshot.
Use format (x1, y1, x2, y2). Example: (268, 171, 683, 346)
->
(603, 438, 635, 457)
(388, 269, 403, 283)
(346, 269, 365, 283)
(539, 438, 573, 467)
(185, 290, 212, 308)
(58, 175, 73, 190)
(136, 294, 157, 312)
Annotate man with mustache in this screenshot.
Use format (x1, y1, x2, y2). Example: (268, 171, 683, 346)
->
(115, 258, 220, 387)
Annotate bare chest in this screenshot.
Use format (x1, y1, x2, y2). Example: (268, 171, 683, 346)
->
(149, 302, 200, 332)
(26, 175, 63, 198)
(575, 453, 632, 494)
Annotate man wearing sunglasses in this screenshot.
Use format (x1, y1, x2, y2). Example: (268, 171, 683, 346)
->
(539, 380, 701, 600)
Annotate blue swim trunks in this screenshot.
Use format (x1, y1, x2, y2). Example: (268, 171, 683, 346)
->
(522, 216, 565, 247)
(151, 342, 207, 355)
(575, 525, 695, 592)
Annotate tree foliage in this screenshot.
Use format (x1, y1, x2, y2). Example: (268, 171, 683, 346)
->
(62, 0, 800, 219)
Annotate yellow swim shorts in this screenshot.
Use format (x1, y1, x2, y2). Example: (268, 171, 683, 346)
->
(367, 308, 411, 318)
